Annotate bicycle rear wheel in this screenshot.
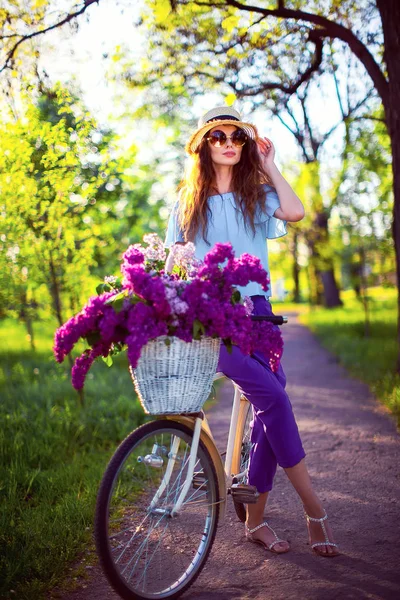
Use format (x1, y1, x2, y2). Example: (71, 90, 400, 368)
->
(231, 399, 253, 522)
(95, 419, 219, 600)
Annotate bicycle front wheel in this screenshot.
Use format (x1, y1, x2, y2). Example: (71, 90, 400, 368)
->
(95, 419, 219, 600)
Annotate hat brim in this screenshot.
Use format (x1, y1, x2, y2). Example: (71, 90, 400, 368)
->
(186, 119, 259, 155)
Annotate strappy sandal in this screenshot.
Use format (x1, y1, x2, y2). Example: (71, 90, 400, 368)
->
(245, 521, 290, 554)
(304, 510, 340, 557)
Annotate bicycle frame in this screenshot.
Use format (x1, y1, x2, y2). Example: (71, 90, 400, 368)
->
(161, 372, 246, 520)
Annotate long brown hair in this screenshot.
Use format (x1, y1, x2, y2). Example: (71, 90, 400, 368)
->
(177, 132, 273, 243)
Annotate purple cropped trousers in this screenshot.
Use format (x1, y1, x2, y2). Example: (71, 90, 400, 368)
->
(217, 295, 306, 493)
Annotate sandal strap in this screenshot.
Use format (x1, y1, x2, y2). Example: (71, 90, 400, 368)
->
(268, 538, 288, 550)
(311, 542, 338, 549)
(246, 521, 272, 535)
(246, 521, 285, 548)
(304, 509, 337, 548)
(304, 510, 328, 523)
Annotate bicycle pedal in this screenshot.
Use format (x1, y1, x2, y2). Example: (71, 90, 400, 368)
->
(230, 483, 259, 504)
(192, 472, 206, 489)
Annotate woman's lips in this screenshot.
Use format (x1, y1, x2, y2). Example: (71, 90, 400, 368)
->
(223, 151, 236, 157)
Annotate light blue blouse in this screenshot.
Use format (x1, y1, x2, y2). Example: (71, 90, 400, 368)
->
(164, 184, 287, 298)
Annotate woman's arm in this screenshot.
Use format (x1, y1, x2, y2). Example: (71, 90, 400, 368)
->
(257, 138, 305, 222)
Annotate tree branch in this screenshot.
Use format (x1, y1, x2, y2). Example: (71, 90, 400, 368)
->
(299, 87, 320, 158)
(229, 34, 323, 97)
(190, 0, 388, 102)
(0, 0, 100, 74)
(274, 109, 309, 163)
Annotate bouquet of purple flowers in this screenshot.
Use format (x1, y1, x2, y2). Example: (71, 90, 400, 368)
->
(53, 234, 283, 389)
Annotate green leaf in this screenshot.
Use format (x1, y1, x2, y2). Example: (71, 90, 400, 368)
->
(222, 338, 233, 354)
(112, 297, 126, 313)
(102, 354, 113, 367)
(164, 337, 171, 346)
(221, 15, 240, 33)
(225, 92, 237, 106)
(105, 290, 128, 312)
(192, 318, 205, 340)
(231, 290, 241, 304)
(105, 290, 126, 303)
(109, 342, 125, 355)
(154, 0, 171, 24)
(96, 283, 111, 295)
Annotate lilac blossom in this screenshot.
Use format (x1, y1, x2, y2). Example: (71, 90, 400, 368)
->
(53, 235, 283, 389)
(71, 341, 111, 389)
(166, 241, 200, 276)
(243, 296, 254, 316)
(143, 233, 166, 262)
(53, 291, 116, 363)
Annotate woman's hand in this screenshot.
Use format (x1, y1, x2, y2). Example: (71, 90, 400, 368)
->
(256, 137, 305, 222)
(257, 137, 275, 172)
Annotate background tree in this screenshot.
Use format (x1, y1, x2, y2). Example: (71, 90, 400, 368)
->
(0, 84, 164, 338)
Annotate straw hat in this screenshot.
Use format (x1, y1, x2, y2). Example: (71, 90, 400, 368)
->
(186, 106, 258, 155)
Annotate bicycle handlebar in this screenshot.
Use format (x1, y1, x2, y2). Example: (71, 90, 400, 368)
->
(250, 315, 288, 325)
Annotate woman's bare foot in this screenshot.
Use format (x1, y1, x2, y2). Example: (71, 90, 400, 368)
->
(245, 520, 290, 554)
(304, 506, 340, 557)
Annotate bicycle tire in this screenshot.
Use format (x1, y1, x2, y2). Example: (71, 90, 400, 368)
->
(95, 419, 219, 600)
(231, 399, 253, 523)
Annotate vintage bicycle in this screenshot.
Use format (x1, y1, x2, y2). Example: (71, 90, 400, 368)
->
(95, 314, 287, 600)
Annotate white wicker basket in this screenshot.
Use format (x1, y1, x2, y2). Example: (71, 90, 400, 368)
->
(129, 336, 220, 415)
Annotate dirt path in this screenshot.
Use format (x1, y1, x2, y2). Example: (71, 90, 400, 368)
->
(52, 313, 400, 600)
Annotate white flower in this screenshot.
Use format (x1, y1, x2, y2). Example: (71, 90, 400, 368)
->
(104, 275, 118, 284)
(143, 233, 166, 262)
(243, 296, 254, 316)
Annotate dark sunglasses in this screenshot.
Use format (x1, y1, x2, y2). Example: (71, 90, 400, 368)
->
(206, 129, 248, 148)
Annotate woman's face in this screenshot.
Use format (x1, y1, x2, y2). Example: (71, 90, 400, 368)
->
(206, 124, 244, 167)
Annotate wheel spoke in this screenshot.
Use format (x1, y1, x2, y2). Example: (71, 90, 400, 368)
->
(95, 420, 219, 599)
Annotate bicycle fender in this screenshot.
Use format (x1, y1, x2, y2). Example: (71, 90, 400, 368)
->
(164, 415, 227, 521)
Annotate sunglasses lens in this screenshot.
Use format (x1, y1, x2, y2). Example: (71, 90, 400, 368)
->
(208, 131, 227, 147)
(232, 130, 247, 147)
(207, 129, 248, 148)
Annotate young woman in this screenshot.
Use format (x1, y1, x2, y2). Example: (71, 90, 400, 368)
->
(165, 106, 339, 557)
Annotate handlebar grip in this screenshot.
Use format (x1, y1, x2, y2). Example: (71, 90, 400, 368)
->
(250, 315, 288, 325)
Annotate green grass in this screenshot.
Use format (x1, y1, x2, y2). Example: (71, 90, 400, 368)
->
(0, 318, 149, 599)
(278, 287, 400, 424)
(0, 317, 221, 599)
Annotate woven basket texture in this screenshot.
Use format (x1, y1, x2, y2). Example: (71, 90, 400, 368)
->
(129, 336, 220, 414)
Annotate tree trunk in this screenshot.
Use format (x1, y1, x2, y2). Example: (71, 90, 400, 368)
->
(389, 115, 400, 370)
(359, 245, 370, 337)
(319, 269, 342, 308)
(306, 209, 342, 307)
(19, 291, 36, 351)
(302, 162, 342, 307)
(24, 310, 35, 350)
(377, 0, 400, 370)
(307, 259, 323, 305)
(48, 253, 64, 327)
(48, 254, 82, 403)
(314, 210, 342, 307)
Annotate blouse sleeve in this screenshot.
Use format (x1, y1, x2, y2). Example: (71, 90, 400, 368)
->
(260, 184, 288, 240)
(164, 201, 185, 247)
